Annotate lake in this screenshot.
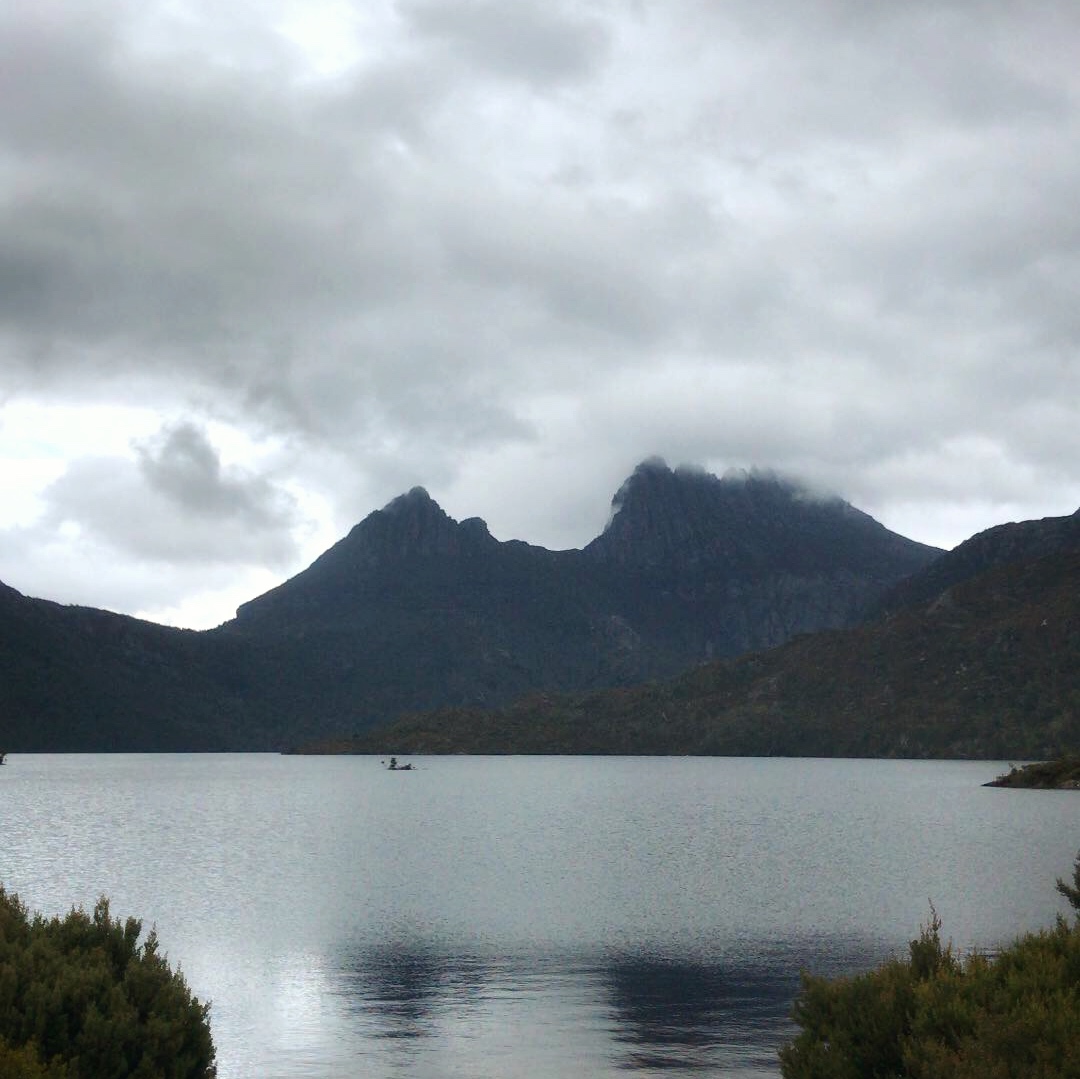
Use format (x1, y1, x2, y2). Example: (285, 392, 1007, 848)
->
(2, 754, 1079, 1077)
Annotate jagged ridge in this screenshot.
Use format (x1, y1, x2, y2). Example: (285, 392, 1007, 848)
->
(3, 460, 942, 750)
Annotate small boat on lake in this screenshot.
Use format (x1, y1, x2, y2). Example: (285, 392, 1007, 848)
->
(385, 757, 413, 771)
(0, 752, 6, 765)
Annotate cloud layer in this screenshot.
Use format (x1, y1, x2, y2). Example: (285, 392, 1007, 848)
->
(2, 0, 1079, 626)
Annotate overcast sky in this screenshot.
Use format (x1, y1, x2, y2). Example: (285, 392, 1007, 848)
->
(2, 0, 1079, 629)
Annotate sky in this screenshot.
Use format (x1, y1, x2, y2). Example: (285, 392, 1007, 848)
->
(2, 0, 1079, 629)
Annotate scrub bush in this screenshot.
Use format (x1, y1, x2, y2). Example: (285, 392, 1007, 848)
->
(0, 887, 215, 1078)
(781, 856, 1080, 1079)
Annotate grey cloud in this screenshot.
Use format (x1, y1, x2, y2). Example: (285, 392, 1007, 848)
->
(0, 18, 419, 340)
(689, 0, 1072, 145)
(400, 0, 611, 87)
(1, 4, 603, 446)
(34, 423, 300, 567)
(135, 422, 296, 531)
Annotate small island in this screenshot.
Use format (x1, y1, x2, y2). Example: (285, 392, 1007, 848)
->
(985, 755, 1080, 789)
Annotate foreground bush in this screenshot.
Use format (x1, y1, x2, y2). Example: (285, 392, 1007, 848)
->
(780, 856, 1080, 1078)
(0, 887, 215, 1078)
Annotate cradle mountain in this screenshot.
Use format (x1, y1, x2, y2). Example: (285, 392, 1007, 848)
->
(2, 459, 1077, 756)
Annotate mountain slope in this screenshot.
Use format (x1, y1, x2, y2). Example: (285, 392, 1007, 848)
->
(876, 506, 1080, 615)
(331, 546, 1080, 759)
(0, 581, 263, 750)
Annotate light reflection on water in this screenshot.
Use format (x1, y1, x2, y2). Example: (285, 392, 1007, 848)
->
(3, 754, 1079, 1078)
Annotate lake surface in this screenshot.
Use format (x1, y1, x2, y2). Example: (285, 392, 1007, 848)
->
(3, 754, 1079, 1077)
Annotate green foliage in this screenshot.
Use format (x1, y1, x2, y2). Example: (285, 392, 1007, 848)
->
(781, 875, 1080, 1079)
(0, 887, 215, 1079)
(779, 912, 958, 1079)
(0, 1036, 69, 1079)
(1058, 850, 1080, 915)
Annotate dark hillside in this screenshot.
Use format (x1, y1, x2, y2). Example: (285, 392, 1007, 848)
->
(0, 581, 264, 750)
(332, 548, 1080, 759)
(876, 507, 1080, 615)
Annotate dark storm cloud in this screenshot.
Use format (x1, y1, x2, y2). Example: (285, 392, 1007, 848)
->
(2, 0, 1072, 444)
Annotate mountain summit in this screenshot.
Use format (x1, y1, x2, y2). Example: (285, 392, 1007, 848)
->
(234, 485, 499, 628)
(587, 459, 935, 577)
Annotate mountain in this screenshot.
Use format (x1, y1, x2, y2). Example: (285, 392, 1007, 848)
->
(216, 462, 939, 741)
(580, 461, 939, 659)
(1, 461, 939, 751)
(0, 581, 263, 751)
(211, 486, 646, 746)
(326, 544, 1080, 760)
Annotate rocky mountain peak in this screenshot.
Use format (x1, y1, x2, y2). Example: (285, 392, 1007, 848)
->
(384, 485, 437, 512)
(364, 486, 463, 557)
(586, 458, 861, 572)
(235, 459, 938, 645)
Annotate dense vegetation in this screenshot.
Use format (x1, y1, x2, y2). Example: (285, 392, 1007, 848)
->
(779, 856, 1080, 1078)
(312, 548, 1080, 759)
(0, 888, 215, 1078)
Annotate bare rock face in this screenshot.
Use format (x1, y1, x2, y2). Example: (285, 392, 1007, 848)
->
(588, 459, 935, 574)
(233, 486, 502, 628)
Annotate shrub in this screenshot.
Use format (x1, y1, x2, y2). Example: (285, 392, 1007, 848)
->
(779, 910, 958, 1079)
(780, 860, 1080, 1079)
(0, 887, 215, 1078)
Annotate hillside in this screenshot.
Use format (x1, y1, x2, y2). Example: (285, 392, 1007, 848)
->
(0, 582, 264, 750)
(323, 546, 1080, 759)
(877, 506, 1080, 614)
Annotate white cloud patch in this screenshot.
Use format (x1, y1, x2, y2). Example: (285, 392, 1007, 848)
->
(0, 419, 302, 622)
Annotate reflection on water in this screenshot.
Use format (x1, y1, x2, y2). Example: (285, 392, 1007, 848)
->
(338, 942, 488, 1040)
(4, 754, 1078, 1079)
(603, 951, 798, 1073)
(323, 936, 887, 1078)
(340, 944, 446, 1038)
